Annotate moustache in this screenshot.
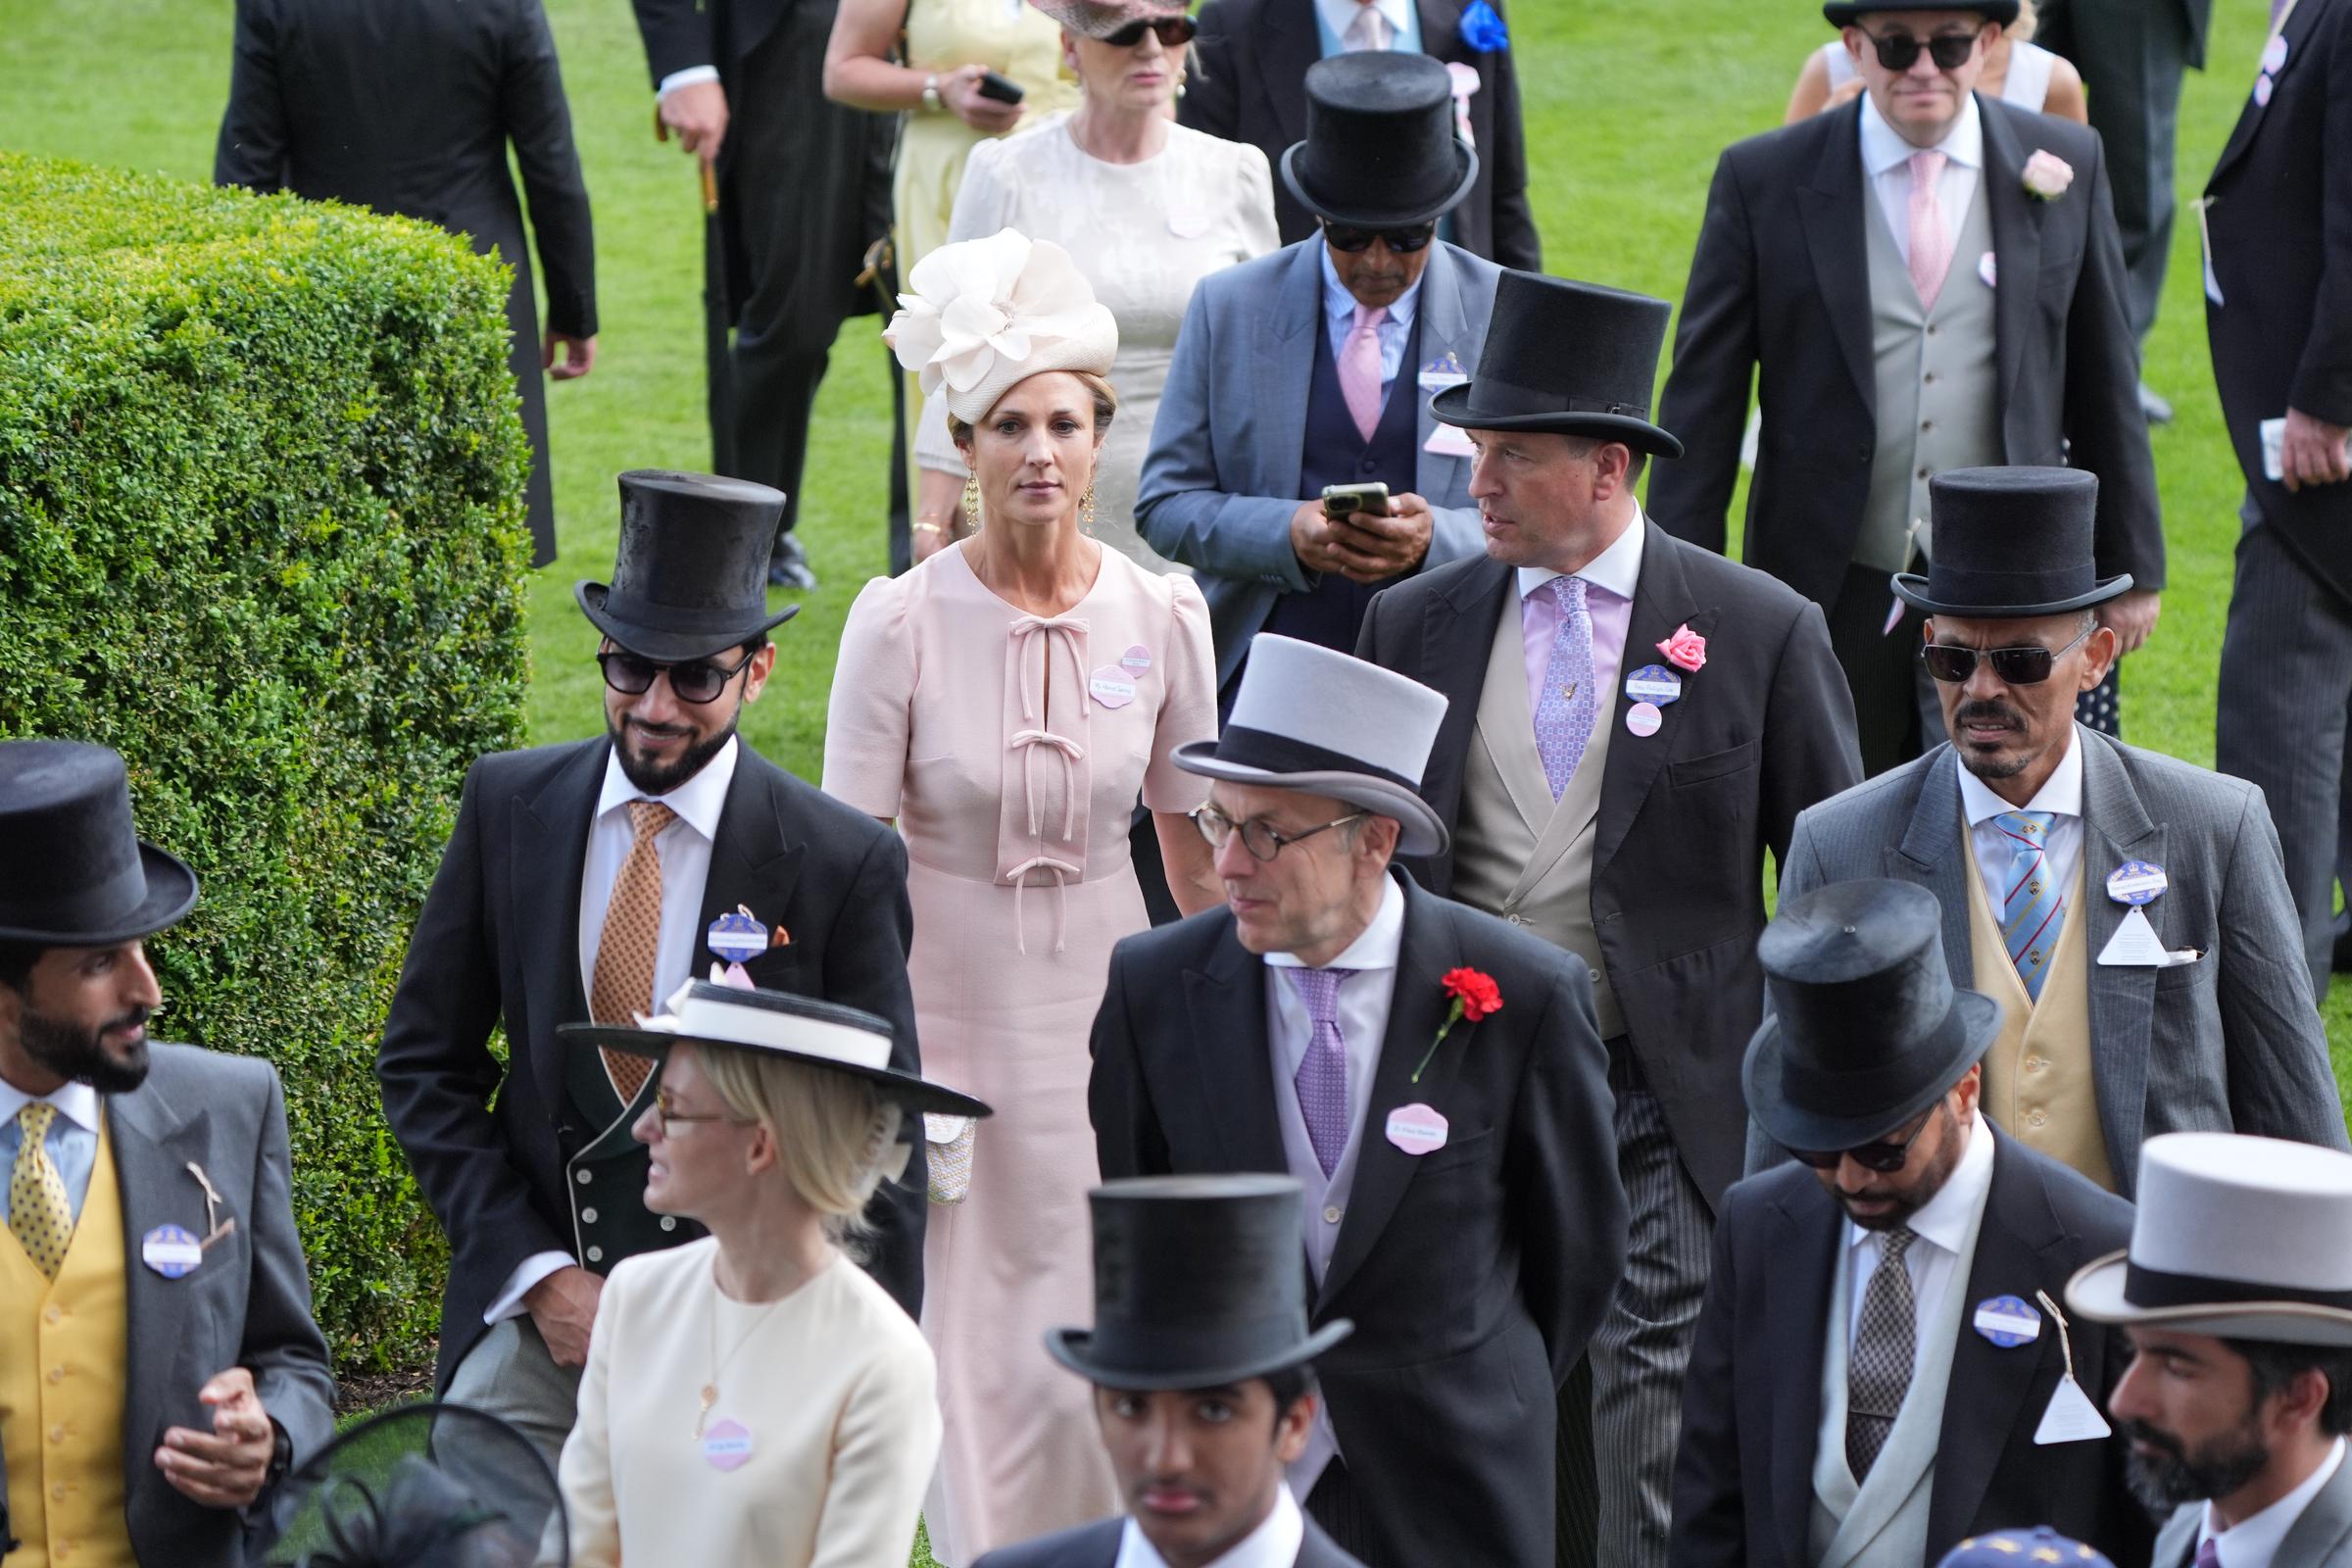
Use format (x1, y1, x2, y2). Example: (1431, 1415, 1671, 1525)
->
(1953, 700, 2023, 731)
(2118, 1416, 2184, 1460)
(105, 1005, 152, 1035)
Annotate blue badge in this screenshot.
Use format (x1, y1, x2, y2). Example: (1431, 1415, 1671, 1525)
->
(1973, 1294, 2042, 1348)
(707, 908, 768, 964)
(141, 1223, 204, 1280)
(2105, 860, 2168, 906)
(1624, 663, 1684, 707)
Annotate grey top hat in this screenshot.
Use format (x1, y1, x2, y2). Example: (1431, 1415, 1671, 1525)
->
(1281, 52, 1479, 231)
(1890, 467, 2132, 619)
(574, 471, 799, 664)
(0, 740, 198, 946)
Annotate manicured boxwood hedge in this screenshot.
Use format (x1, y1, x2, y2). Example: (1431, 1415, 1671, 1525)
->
(0, 154, 529, 1375)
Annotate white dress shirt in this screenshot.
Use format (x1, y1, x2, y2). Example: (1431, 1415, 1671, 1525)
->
(2198, 1439, 2348, 1568)
(1858, 90, 1984, 269)
(1116, 1486, 1306, 1568)
(1318, 244, 1422, 392)
(1842, 1108, 1996, 1378)
(1313, 0, 1420, 55)
(1955, 727, 2084, 920)
(0, 1078, 101, 1226)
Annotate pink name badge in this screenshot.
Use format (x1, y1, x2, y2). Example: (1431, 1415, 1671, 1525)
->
(1090, 667, 1138, 709)
(1386, 1102, 1449, 1156)
(1120, 645, 1152, 674)
(702, 1419, 754, 1472)
(1626, 701, 1663, 738)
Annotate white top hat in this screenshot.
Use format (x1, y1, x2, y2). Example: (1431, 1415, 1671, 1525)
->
(1174, 635, 1450, 857)
(884, 228, 1119, 426)
(2066, 1132, 2352, 1347)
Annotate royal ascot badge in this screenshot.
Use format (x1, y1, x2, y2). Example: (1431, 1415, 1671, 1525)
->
(702, 1418, 755, 1472)
(1120, 645, 1153, 675)
(708, 906, 768, 964)
(1624, 663, 1684, 708)
(1386, 1102, 1450, 1156)
(1417, 351, 1470, 392)
(2266, 32, 2288, 73)
(1978, 251, 1997, 290)
(1972, 1295, 2041, 1348)
(141, 1223, 204, 1280)
(1626, 702, 1663, 738)
(1090, 667, 1138, 709)
(2105, 860, 2168, 906)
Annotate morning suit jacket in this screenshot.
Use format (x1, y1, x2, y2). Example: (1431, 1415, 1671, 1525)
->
(1353, 523, 1862, 1208)
(1777, 730, 2351, 1196)
(1089, 876, 1630, 1567)
(2204, 0, 2352, 606)
(213, 0, 594, 566)
(2152, 1454, 2352, 1567)
(1668, 1129, 2152, 1568)
(1649, 94, 2164, 612)
(1179, 0, 1539, 270)
(375, 737, 924, 1392)
(0, 1045, 336, 1567)
(1138, 237, 1498, 690)
(974, 1513, 1369, 1568)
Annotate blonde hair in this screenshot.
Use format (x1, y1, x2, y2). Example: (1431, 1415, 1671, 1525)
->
(2010, 0, 2037, 40)
(946, 369, 1119, 448)
(697, 1047, 906, 1250)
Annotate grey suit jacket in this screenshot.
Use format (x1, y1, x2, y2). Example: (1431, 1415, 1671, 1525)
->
(1773, 729, 2348, 1194)
(0, 1043, 336, 1566)
(2151, 1450, 2352, 1566)
(1136, 236, 1498, 688)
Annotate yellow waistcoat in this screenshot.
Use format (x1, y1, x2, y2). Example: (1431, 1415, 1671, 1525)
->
(2, 1116, 134, 1568)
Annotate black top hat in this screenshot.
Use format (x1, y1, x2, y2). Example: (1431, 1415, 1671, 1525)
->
(1281, 52, 1479, 231)
(573, 471, 799, 663)
(1891, 466, 2131, 618)
(1047, 1175, 1353, 1390)
(1743, 880, 2003, 1153)
(1431, 273, 1685, 457)
(0, 740, 198, 946)
(1823, 0, 2020, 26)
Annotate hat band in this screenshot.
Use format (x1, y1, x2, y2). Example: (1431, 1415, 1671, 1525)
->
(636, 990, 893, 1069)
(1457, 372, 1653, 422)
(1919, 563, 2096, 607)
(2125, 1260, 2352, 1314)
(597, 587, 767, 634)
(0, 854, 149, 936)
(1211, 726, 1421, 794)
(1085, 1309, 1315, 1376)
(1773, 1002, 1970, 1120)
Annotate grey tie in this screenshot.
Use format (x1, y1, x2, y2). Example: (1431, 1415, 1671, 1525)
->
(1846, 1225, 1918, 1481)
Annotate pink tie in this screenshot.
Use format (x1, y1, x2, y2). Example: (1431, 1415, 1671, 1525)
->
(1340, 304, 1388, 442)
(1906, 149, 1953, 310)
(1347, 3, 1393, 50)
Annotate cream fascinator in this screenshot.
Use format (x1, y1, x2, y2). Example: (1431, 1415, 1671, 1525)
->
(886, 228, 1119, 425)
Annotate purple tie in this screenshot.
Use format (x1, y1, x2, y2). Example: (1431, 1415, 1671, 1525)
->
(2195, 1541, 2221, 1568)
(1284, 967, 1357, 1177)
(1533, 576, 1597, 799)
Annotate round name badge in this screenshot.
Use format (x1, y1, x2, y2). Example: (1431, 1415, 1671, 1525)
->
(2266, 33, 2288, 73)
(1089, 667, 1138, 709)
(1120, 644, 1152, 675)
(1623, 663, 1683, 707)
(707, 909, 768, 964)
(1386, 1102, 1449, 1156)
(2256, 71, 2276, 106)
(1978, 250, 1997, 290)
(142, 1223, 204, 1280)
(2106, 860, 2168, 906)
(702, 1418, 755, 1473)
(1626, 702, 1663, 738)
(1973, 1294, 2042, 1348)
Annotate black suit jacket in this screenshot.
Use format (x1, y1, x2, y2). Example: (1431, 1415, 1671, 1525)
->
(1355, 523, 1861, 1208)
(1649, 95, 2164, 612)
(1090, 877, 1629, 1567)
(2204, 0, 2352, 604)
(1180, 0, 1539, 270)
(1668, 1130, 2154, 1568)
(974, 1511, 1369, 1568)
(375, 738, 924, 1391)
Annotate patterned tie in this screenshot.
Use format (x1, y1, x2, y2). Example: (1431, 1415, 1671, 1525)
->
(1533, 576, 1597, 800)
(1284, 967, 1358, 1177)
(1995, 809, 2063, 1003)
(9, 1102, 74, 1281)
(1906, 149, 1954, 310)
(1346, 3, 1394, 50)
(1846, 1224, 1918, 1481)
(1338, 304, 1389, 442)
(590, 800, 677, 1102)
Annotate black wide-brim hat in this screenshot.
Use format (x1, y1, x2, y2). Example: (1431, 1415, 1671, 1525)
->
(1281, 51, 1479, 231)
(1891, 466, 2131, 618)
(575, 470, 800, 664)
(1824, 0, 2019, 25)
(1431, 271, 1684, 456)
(1743, 879, 2003, 1153)
(0, 740, 199, 945)
(1047, 1175, 1354, 1389)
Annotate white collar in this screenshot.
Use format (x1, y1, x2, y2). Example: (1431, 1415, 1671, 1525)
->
(1264, 873, 1406, 972)
(1954, 725, 2083, 829)
(1857, 87, 1984, 178)
(1843, 1107, 1996, 1261)
(2201, 1438, 2348, 1565)
(1314, 0, 1411, 47)
(1318, 242, 1423, 334)
(1115, 1485, 1305, 1568)
(595, 734, 739, 842)
(0, 1076, 102, 1138)
(1515, 506, 1649, 604)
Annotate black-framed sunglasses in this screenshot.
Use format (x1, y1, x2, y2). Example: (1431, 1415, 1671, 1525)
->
(1321, 220, 1438, 255)
(1103, 15, 1198, 47)
(596, 647, 756, 706)
(1789, 1104, 1938, 1174)
(1919, 625, 2093, 686)
(1193, 805, 1367, 862)
(1861, 28, 1983, 73)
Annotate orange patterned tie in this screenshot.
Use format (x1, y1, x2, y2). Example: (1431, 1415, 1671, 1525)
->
(590, 800, 677, 1103)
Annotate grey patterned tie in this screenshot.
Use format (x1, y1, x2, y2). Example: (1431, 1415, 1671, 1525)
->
(1846, 1225, 1918, 1481)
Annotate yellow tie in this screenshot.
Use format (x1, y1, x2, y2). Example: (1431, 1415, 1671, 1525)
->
(10, 1102, 74, 1280)
(590, 800, 678, 1103)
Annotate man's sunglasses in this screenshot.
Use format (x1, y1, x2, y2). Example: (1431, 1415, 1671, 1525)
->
(1861, 29, 1983, 73)
(596, 647, 755, 706)
(1790, 1105, 1937, 1175)
(1104, 16, 1198, 47)
(1919, 625, 2093, 686)
(1321, 220, 1438, 255)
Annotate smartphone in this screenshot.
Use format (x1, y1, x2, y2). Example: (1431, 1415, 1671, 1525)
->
(975, 69, 1026, 105)
(1321, 481, 1392, 520)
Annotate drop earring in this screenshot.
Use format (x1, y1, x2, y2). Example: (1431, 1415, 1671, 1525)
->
(963, 469, 983, 531)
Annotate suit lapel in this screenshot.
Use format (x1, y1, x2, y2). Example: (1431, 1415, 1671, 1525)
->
(1263, 242, 1324, 506)
(1186, 928, 1289, 1176)
(1413, 245, 1473, 500)
(1979, 99, 2044, 415)
(1425, 561, 1517, 816)
(1595, 524, 1705, 870)
(2077, 733, 2160, 1192)
(2211, 0, 2323, 187)
(1893, 750, 1975, 980)
(2276, 1449, 2352, 1563)
(515, 740, 605, 1097)
(1769, 1184, 1843, 1568)
(699, 753, 806, 975)
(112, 1087, 216, 1458)
(1800, 103, 1876, 414)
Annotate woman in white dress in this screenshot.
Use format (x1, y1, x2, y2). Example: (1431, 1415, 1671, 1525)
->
(1785, 0, 2087, 122)
(909, 0, 1280, 573)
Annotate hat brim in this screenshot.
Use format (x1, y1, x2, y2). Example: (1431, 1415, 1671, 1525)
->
(2065, 1250, 2352, 1348)
(0, 842, 200, 946)
(1044, 1318, 1356, 1391)
(1429, 384, 1686, 458)
(1280, 137, 1481, 231)
(573, 582, 801, 664)
(1741, 989, 2002, 1154)
(560, 1022, 992, 1121)
(1824, 0, 2018, 24)
(1172, 742, 1448, 858)
(1888, 571, 2132, 620)
(1028, 0, 1189, 36)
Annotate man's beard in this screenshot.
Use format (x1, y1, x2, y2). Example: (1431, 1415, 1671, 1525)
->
(610, 712, 738, 797)
(2120, 1415, 2273, 1512)
(21, 1003, 152, 1094)
(1952, 698, 2031, 780)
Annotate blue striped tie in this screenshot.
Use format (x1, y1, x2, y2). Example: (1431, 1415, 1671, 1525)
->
(1994, 809, 2062, 1002)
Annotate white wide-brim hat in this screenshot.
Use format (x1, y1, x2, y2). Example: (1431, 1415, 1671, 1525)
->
(2066, 1132, 2352, 1347)
(1176, 634, 1450, 857)
(885, 228, 1119, 427)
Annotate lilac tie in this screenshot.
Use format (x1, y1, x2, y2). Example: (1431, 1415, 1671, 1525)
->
(1338, 304, 1388, 442)
(1284, 967, 1357, 1177)
(1533, 576, 1597, 800)
(1907, 149, 1953, 310)
(2194, 1542, 2220, 1568)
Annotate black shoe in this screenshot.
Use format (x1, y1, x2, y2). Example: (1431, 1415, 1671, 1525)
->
(766, 532, 817, 591)
(2138, 381, 2175, 425)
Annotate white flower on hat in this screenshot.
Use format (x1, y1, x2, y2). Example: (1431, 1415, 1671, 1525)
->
(885, 227, 1119, 423)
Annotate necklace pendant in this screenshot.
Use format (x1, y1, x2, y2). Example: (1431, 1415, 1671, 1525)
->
(696, 1383, 717, 1439)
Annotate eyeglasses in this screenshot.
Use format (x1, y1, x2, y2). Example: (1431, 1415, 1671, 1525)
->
(1321, 220, 1438, 255)
(1919, 626, 2093, 686)
(596, 647, 756, 706)
(1789, 1105, 1938, 1174)
(1103, 16, 1198, 47)
(651, 1089, 752, 1135)
(1193, 805, 1366, 862)
(1861, 28, 1983, 73)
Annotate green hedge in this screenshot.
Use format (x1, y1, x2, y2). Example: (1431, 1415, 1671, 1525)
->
(0, 154, 529, 1375)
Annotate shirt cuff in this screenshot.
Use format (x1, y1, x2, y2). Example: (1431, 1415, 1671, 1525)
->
(658, 65, 720, 99)
(484, 1250, 575, 1325)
